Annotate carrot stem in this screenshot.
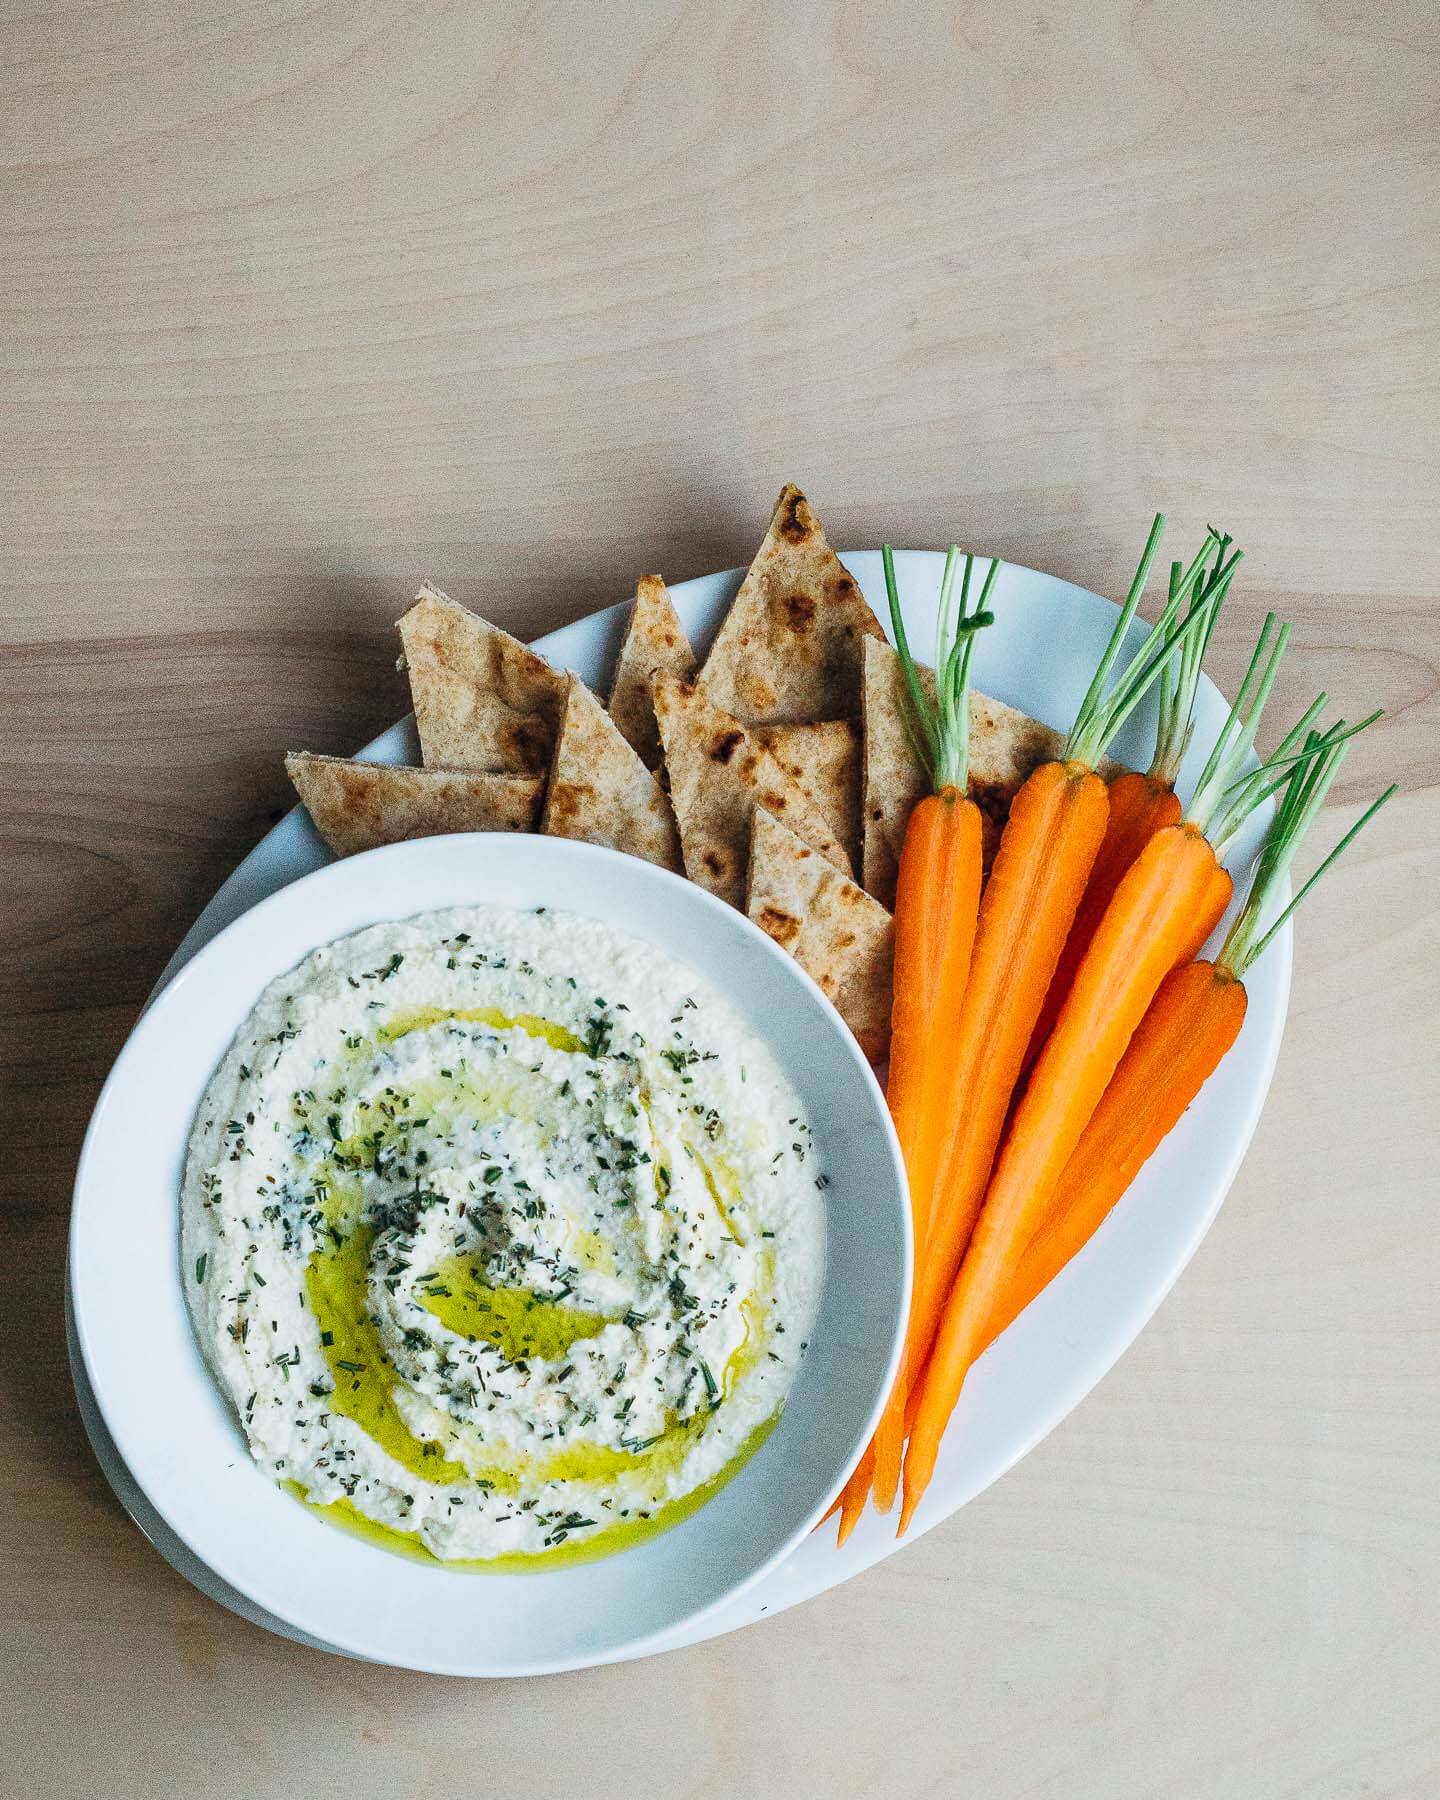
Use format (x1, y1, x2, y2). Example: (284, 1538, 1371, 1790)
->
(1065, 521, 1236, 770)
(1220, 740, 1395, 976)
(1151, 533, 1233, 786)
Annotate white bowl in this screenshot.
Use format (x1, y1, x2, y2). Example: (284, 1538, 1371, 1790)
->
(69, 833, 910, 1676)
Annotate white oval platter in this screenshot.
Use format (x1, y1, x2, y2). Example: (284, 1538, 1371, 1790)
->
(67, 548, 1290, 1668)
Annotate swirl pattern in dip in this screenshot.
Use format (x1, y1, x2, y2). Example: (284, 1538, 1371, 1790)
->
(182, 905, 825, 1564)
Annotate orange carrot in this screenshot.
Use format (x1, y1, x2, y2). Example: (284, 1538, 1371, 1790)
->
(835, 1443, 874, 1546)
(1022, 771, 1180, 1067)
(862, 763, 1110, 1517)
(981, 958, 1247, 1355)
(899, 626, 1368, 1533)
(867, 514, 1222, 1515)
(1023, 538, 1234, 1072)
(838, 545, 995, 1533)
(1175, 859, 1235, 965)
(980, 734, 1394, 1361)
(901, 823, 1229, 1531)
(886, 791, 984, 1249)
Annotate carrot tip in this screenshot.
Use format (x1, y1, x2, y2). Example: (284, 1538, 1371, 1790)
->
(814, 1496, 843, 1532)
(835, 1506, 862, 1548)
(897, 1492, 921, 1538)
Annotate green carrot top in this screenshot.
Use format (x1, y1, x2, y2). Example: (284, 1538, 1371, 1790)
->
(1218, 730, 1395, 979)
(1063, 514, 1240, 772)
(1150, 532, 1232, 786)
(883, 543, 998, 794)
(1184, 606, 1384, 852)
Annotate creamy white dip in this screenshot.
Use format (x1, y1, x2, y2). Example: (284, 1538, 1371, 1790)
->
(182, 905, 825, 1563)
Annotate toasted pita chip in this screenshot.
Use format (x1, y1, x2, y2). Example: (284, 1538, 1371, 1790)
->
(698, 485, 884, 724)
(396, 583, 565, 775)
(653, 675, 849, 908)
(608, 575, 696, 768)
(747, 809, 894, 1064)
(860, 637, 1067, 908)
(754, 719, 862, 876)
(541, 675, 682, 872)
(286, 753, 542, 858)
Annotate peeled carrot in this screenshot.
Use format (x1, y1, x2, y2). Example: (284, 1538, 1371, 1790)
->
(866, 514, 1223, 1516)
(1023, 538, 1235, 1074)
(886, 791, 984, 1252)
(1175, 859, 1234, 965)
(1022, 771, 1181, 1068)
(852, 793, 982, 1535)
(835, 1443, 874, 1547)
(839, 546, 995, 1531)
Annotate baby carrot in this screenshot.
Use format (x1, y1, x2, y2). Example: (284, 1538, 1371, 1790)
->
(838, 546, 995, 1538)
(981, 731, 1394, 1358)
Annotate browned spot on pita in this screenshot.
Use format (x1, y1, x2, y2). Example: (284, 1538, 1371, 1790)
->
(545, 782, 590, 831)
(778, 490, 812, 542)
(654, 675, 848, 908)
(754, 719, 862, 876)
(756, 903, 802, 946)
(783, 592, 817, 632)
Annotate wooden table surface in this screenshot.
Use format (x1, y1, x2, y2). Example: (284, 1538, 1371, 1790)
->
(5, 4, 1437, 1795)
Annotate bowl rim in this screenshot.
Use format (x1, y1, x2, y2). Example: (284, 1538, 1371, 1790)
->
(69, 830, 911, 1675)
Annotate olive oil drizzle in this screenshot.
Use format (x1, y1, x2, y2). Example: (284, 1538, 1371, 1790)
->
(287, 1407, 779, 1571)
(288, 1002, 782, 1568)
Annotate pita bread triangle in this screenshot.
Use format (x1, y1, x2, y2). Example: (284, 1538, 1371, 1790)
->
(698, 485, 885, 724)
(286, 753, 542, 858)
(397, 582, 566, 776)
(653, 674, 849, 908)
(542, 674, 682, 872)
(608, 574, 696, 768)
(747, 808, 894, 1065)
(753, 719, 862, 876)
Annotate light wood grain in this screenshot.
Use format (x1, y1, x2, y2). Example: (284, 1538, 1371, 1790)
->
(3, 3, 1438, 1795)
